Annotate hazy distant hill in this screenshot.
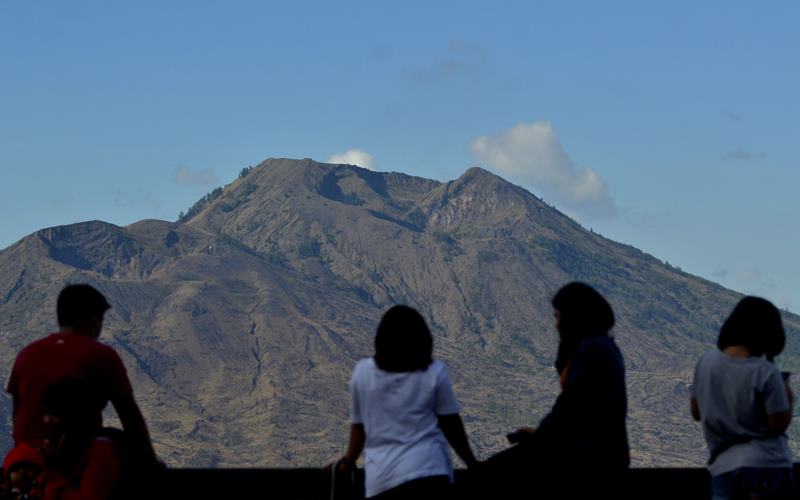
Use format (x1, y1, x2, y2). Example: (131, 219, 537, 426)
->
(1, 158, 798, 467)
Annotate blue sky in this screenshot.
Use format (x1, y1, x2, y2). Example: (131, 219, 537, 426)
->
(1, 1, 798, 311)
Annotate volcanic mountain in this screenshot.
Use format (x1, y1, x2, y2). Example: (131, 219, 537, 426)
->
(1, 158, 797, 466)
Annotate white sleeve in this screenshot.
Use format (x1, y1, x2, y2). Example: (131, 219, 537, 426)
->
(434, 363, 461, 416)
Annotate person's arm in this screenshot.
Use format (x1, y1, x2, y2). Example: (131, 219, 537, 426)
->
(763, 371, 793, 435)
(7, 362, 20, 418)
(535, 343, 595, 438)
(335, 423, 365, 473)
(690, 397, 700, 421)
(111, 393, 158, 464)
(344, 423, 365, 464)
(766, 379, 794, 434)
(438, 414, 479, 468)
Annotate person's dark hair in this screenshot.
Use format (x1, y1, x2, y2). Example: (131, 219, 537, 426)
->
(374, 305, 433, 372)
(718, 296, 785, 361)
(57, 284, 110, 327)
(552, 282, 615, 373)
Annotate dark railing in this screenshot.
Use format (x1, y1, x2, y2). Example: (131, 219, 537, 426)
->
(8, 466, 800, 499)
(160, 467, 713, 499)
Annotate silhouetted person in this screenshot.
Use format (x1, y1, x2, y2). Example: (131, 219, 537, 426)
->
(6, 284, 158, 471)
(329, 305, 478, 499)
(37, 378, 121, 500)
(483, 282, 629, 499)
(691, 296, 793, 500)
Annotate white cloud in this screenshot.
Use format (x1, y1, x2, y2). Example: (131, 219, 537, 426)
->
(326, 149, 378, 170)
(470, 121, 615, 216)
(175, 166, 218, 186)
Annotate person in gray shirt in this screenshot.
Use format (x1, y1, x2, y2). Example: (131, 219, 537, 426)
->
(691, 296, 794, 500)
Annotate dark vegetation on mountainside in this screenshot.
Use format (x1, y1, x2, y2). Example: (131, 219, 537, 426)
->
(1, 158, 798, 467)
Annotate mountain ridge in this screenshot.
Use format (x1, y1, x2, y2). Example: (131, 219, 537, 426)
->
(1, 157, 798, 467)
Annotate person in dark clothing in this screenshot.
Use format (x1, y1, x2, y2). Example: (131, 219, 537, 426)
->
(483, 282, 629, 499)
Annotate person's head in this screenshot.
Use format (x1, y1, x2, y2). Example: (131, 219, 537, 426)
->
(551, 282, 615, 374)
(718, 296, 785, 361)
(56, 284, 110, 337)
(3, 443, 43, 495)
(374, 305, 433, 372)
(551, 282, 615, 340)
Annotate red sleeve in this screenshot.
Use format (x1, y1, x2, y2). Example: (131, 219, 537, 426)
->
(43, 438, 120, 500)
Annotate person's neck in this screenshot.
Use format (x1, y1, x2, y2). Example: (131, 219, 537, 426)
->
(59, 326, 95, 338)
(723, 345, 751, 358)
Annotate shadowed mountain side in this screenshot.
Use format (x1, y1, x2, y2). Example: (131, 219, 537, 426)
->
(1, 158, 798, 467)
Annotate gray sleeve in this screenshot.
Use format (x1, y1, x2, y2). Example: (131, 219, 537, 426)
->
(762, 367, 790, 415)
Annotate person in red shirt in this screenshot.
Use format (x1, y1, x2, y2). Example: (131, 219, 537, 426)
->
(6, 284, 158, 466)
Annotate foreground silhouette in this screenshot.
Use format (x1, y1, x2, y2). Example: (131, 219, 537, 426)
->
(692, 296, 794, 499)
(4, 284, 161, 499)
(328, 305, 478, 499)
(477, 282, 629, 499)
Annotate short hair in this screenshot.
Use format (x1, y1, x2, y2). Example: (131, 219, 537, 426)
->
(718, 296, 785, 361)
(552, 282, 615, 338)
(374, 305, 433, 372)
(56, 284, 110, 327)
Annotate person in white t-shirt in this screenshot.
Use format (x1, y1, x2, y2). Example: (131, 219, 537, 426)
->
(333, 305, 479, 499)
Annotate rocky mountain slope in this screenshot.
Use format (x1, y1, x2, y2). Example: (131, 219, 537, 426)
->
(1, 158, 798, 467)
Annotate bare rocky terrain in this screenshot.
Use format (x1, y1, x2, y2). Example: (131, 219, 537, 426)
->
(1, 157, 798, 467)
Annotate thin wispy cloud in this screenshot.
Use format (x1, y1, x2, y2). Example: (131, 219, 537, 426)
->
(175, 166, 219, 187)
(327, 149, 378, 170)
(409, 40, 488, 84)
(723, 111, 743, 122)
(722, 148, 765, 161)
(470, 121, 616, 217)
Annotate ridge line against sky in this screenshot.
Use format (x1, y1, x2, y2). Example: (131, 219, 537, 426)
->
(1, 0, 798, 311)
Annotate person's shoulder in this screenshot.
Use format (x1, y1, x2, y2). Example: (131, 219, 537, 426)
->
(697, 349, 720, 364)
(352, 357, 375, 376)
(750, 356, 781, 377)
(14, 333, 62, 361)
(19, 332, 59, 349)
(577, 335, 618, 356)
(429, 359, 447, 373)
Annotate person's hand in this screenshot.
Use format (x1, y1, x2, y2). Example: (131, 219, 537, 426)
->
(506, 427, 536, 445)
(40, 434, 66, 468)
(323, 457, 355, 477)
(336, 457, 355, 475)
(515, 427, 536, 444)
